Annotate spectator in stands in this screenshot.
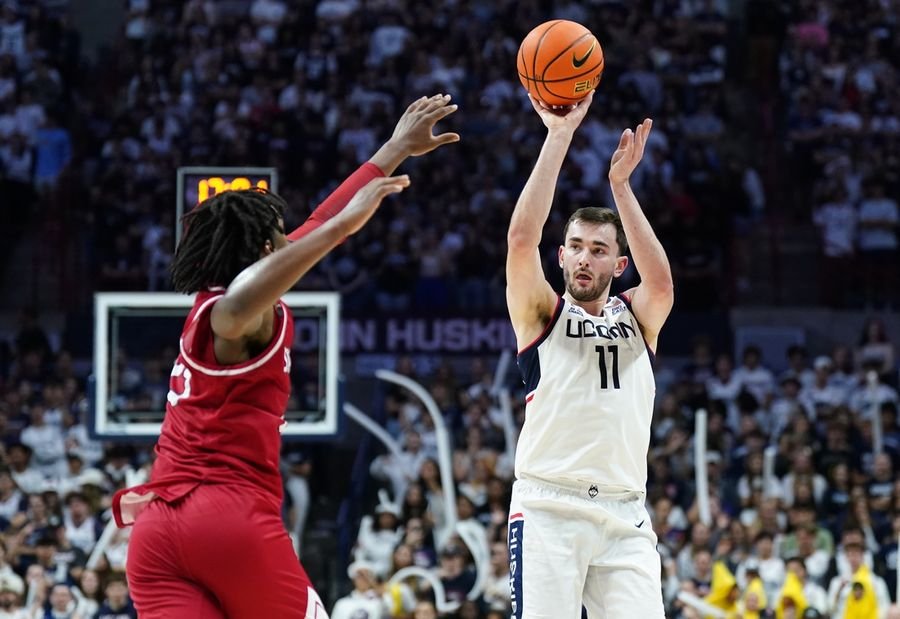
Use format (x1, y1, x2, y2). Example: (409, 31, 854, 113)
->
(677, 522, 713, 582)
(827, 541, 890, 617)
(413, 599, 438, 619)
(857, 177, 899, 309)
(849, 360, 899, 421)
(0, 572, 25, 618)
(812, 183, 857, 308)
(435, 543, 474, 605)
(480, 540, 510, 614)
(32, 112, 70, 195)
(781, 346, 816, 390)
(60, 493, 99, 556)
(707, 354, 743, 429)
(401, 517, 436, 570)
(93, 574, 136, 619)
(734, 346, 776, 408)
(784, 556, 829, 615)
(738, 533, 785, 604)
(330, 561, 387, 619)
(803, 356, 848, 416)
(20, 405, 64, 479)
(353, 502, 403, 580)
(856, 318, 896, 378)
(283, 450, 312, 557)
(72, 569, 100, 618)
(370, 430, 430, 504)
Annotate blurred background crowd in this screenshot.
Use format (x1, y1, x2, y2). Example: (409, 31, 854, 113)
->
(0, 0, 898, 617)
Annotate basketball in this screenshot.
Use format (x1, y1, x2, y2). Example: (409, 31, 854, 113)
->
(517, 20, 605, 107)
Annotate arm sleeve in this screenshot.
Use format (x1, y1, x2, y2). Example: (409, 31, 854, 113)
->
(286, 162, 385, 241)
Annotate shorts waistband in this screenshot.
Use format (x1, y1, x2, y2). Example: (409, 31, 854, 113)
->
(517, 475, 645, 502)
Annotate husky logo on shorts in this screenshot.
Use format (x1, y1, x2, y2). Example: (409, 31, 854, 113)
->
(588, 485, 599, 498)
(508, 513, 524, 619)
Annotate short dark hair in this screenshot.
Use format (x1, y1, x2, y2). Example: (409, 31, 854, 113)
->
(64, 492, 87, 506)
(171, 189, 287, 293)
(7, 443, 31, 460)
(104, 572, 128, 587)
(563, 207, 628, 256)
(786, 345, 806, 358)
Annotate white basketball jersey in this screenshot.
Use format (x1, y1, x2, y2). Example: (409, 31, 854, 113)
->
(515, 295, 656, 493)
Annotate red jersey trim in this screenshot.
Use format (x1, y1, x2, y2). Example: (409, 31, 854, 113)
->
(179, 296, 289, 376)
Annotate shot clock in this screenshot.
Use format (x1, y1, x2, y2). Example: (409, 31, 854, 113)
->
(175, 166, 279, 244)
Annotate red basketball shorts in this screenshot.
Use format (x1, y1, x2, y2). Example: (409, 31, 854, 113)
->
(127, 483, 328, 618)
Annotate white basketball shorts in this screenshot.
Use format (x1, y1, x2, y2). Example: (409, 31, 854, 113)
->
(507, 478, 664, 619)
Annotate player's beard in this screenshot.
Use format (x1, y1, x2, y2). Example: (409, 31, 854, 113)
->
(563, 266, 613, 302)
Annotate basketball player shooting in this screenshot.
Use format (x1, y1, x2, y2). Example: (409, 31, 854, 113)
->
(505, 90, 673, 618)
(111, 94, 459, 619)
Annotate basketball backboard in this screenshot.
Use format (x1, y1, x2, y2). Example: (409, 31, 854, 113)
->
(91, 292, 339, 440)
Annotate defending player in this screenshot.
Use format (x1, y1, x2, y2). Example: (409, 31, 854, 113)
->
(505, 90, 673, 618)
(112, 95, 459, 618)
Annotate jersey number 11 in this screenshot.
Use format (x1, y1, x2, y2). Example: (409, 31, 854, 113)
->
(594, 345, 620, 389)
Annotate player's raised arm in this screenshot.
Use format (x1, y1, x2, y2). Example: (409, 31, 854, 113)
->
(506, 91, 594, 348)
(210, 177, 409, 340)
(608, 119, 674, 351)
(287, 94, 459, 241)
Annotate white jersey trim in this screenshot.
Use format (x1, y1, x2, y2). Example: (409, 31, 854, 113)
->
(178, 295, 289, 377)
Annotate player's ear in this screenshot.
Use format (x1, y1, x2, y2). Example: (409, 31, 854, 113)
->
(558, 245, 564, 268)
(613, 255, 629, 277)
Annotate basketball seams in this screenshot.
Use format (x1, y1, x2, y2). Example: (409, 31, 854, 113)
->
(541, 57, 604, 100)
(531, 20, 564, 101)
(539, 32, 592, 82)
(519, 36, 533, 96)
(517, 20, 604, 105)
(516, 58, 604, 84)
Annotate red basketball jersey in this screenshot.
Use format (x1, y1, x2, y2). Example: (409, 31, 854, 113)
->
(113, 289, 294, 527)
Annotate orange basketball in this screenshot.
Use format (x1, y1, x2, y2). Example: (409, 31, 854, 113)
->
(517, 20, 605, 107)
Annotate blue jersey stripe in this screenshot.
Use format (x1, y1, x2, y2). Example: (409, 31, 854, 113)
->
(516, 297, 564, 395)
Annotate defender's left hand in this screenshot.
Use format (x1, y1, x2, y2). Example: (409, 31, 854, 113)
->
(390, 94, 460, 157)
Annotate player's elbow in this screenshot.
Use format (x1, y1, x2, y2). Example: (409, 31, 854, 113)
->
(507, 229, 539, 252)
(652, 277, 675, 296)
(651, 281, 675, 305)
(645, 267, 675, 294)
(642, 277, 674, 306)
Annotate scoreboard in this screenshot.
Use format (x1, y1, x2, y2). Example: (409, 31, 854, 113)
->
(175, 166, 278, 244)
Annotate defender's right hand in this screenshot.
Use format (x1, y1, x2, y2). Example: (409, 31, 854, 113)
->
(337, 176, 410, 236)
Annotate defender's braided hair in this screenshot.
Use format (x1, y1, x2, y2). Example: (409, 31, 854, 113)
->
(171, 189, 287, 293)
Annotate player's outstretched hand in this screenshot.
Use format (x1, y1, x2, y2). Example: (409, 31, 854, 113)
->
(338, 176, 410, 236)
(390, 94, 460, 157)
(529, 89, 594, 133)
(609, 118, 652, 185)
